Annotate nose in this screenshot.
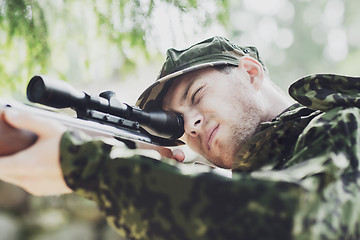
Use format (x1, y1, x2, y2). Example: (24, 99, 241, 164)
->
(184, 111, 204, 137)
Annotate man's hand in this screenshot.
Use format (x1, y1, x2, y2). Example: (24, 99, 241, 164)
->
(136, 142, 185, 162)
(0, 108, 72, 196)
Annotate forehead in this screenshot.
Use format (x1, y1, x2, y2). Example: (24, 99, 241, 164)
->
(162, 68, 212, 111)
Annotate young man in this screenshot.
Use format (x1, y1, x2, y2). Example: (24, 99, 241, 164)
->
(136, 37, 293, 168)
(1, 36, 360, 239)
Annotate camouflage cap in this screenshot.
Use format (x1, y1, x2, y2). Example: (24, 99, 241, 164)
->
(136, 36, 264, 111)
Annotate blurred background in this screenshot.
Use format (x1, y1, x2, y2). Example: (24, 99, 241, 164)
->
(1, 0, 360, 239)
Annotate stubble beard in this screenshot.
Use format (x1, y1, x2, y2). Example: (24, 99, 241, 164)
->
(209, 97, 263, 169)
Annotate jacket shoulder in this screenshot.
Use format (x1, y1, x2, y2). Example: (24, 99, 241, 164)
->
(289, 74, 360, 111)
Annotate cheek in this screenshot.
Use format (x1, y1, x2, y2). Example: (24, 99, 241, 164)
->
(204, 98, 239, 124)
(199, 95, 230, 116)
(182, 136, 204, 155)
(206, 86, 239, 111)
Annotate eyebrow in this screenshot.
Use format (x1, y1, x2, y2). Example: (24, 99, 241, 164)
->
(181, 78, 197, 103)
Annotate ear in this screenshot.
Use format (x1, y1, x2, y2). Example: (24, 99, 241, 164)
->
(238, 56, 264, 90)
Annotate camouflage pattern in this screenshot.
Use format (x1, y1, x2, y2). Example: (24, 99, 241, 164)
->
(60, 73, 360, 239)
(136, 36, 264, 111)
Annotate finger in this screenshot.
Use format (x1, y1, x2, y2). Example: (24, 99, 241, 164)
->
(154, 146, 174, 159)
(3, 108, 65, 137)
(172, 148, 185, 162)
(136, 142, 175, 159)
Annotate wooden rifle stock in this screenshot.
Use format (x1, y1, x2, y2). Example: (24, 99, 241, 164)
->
(0, 112, 38, 156)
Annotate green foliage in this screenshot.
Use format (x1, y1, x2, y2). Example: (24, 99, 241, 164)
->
(0, 0, 49, 93)
(0, 0, 230, 95)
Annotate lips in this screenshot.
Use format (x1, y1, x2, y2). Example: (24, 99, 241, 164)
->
(206, 124, 219, 150)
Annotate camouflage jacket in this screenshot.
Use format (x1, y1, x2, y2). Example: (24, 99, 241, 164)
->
(60, 74, 360, 240)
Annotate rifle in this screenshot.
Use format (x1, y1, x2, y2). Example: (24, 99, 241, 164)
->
(0, 75, 184, 156)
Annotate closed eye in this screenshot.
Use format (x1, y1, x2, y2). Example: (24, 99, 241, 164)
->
(191, 86, 204, 104)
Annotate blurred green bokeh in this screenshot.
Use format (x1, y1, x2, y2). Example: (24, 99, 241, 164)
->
(1, 0, 360, 239)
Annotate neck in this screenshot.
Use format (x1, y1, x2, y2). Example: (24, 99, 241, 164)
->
(260, 80, 295, 121)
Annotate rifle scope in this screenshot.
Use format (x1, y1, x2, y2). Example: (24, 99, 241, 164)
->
(27, 75, 184, 139)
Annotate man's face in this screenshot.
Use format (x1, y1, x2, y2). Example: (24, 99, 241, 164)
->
(162, 65, 264, 168)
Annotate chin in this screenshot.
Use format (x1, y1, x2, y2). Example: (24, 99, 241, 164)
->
(207, 153, 234, 169)
(220, 158, 234, 169)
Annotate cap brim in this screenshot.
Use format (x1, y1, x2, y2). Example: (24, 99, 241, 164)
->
(136, 60, 237, 110)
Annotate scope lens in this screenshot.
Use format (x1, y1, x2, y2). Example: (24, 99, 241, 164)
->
(27, 76, 46, 103)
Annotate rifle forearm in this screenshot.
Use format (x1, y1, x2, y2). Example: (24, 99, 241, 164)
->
(0, 115, 38, 156)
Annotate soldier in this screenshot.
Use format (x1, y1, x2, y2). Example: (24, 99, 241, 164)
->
(0, 36, 360, 239)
